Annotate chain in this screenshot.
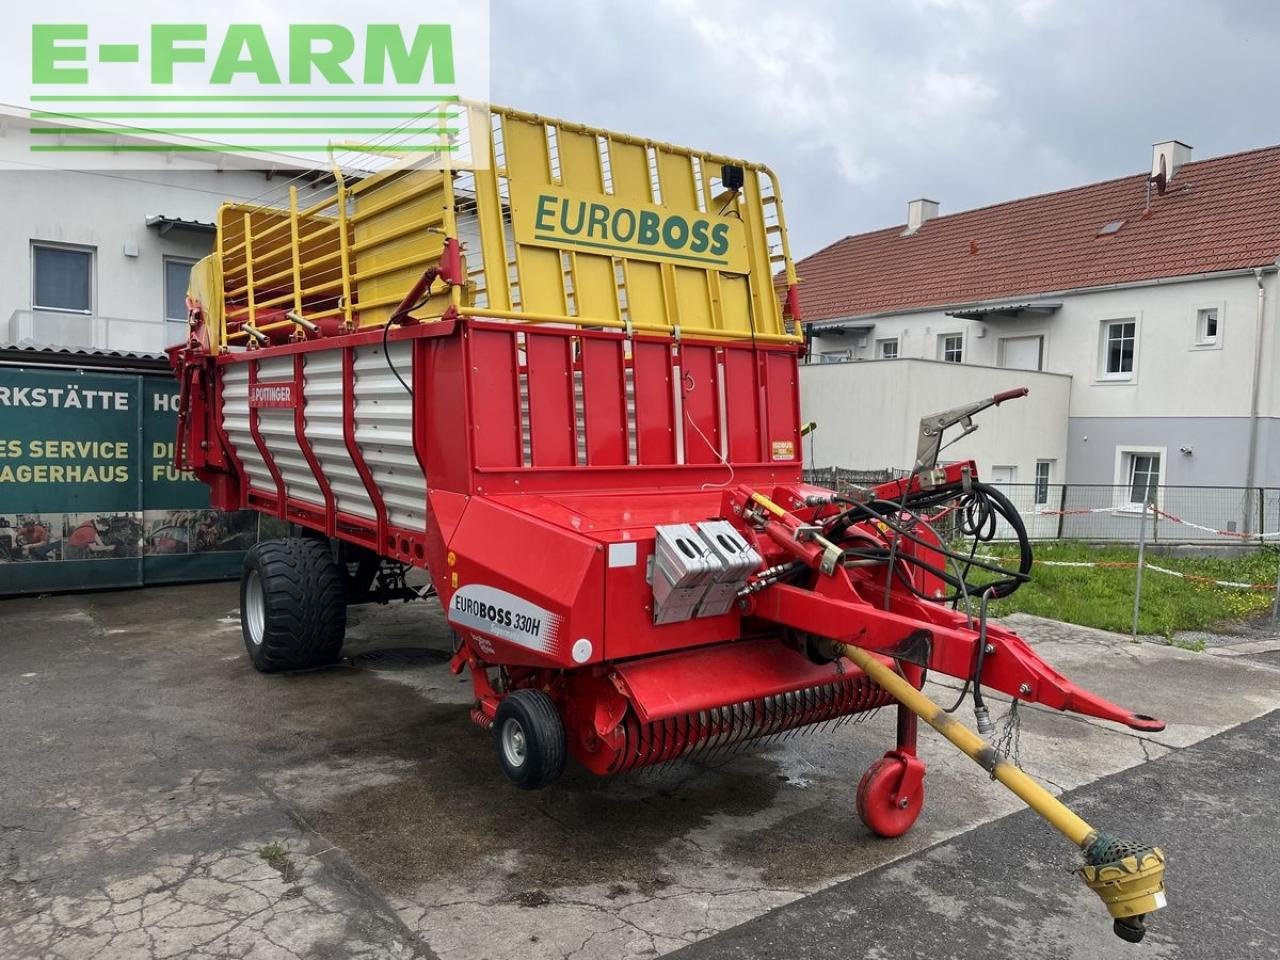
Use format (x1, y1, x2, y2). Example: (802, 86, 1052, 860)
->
(991, 699, 1023, 773)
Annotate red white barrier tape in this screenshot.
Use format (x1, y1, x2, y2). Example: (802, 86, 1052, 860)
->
(1034, 503, 1280, 541)
(1149, 506, 1280, 542)
(975, 555, 1275, 590)
(1142, 562, 1275, 592)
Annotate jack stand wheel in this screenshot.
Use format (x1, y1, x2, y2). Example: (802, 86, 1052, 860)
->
(856, 752, 925, 838)
(494, 689, 566, 790)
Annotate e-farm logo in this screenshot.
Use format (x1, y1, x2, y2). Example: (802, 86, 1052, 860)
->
(12, 4, 489, 168)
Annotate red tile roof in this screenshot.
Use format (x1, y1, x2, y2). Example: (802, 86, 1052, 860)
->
(789, 144, 1280, 322)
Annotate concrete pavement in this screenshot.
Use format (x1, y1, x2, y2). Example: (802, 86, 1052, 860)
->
(2, 588, 1278, 959)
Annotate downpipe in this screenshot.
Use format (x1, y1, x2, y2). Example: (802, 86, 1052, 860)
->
(1244, 267, 1268, 532)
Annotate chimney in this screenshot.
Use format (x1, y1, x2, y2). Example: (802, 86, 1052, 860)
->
(1152, 140, 1193, 182)
(904, 198, 939, 236)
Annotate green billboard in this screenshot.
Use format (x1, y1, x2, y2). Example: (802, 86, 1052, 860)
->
(0, 363, 261, 595)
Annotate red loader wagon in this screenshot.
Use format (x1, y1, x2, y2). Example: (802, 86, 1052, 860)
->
(172, 103, 1169, 940)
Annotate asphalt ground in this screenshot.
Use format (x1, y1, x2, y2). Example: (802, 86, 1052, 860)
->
(2, 583, 1279, 959)
(674, 708, 1280, 960)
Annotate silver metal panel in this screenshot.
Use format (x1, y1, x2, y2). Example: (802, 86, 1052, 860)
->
(694, 520, 762, 617)
(255, 356, 323, 506)
(220, 362, 273, 496)
(652, 522, 722, 625)
(301, 351, 376, 521)
(353, 343, 428, 532)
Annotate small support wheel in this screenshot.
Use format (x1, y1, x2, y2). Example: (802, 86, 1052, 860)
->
(494, 689, 566, 790)
(856, 754, 925, 838)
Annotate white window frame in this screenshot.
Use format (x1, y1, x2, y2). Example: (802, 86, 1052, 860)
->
(1113, 445, 1166, 511)
(163, 256, 198, 323)
(938, 332, 964, 363)
(1033, 460, 1053, 508)
(1192, 301, 1225, 350)
(876, 337, 899, 360)
(998, 334, 1045, 371)
(31, 240, 96, 315)
(1097, 315, 1139, 383)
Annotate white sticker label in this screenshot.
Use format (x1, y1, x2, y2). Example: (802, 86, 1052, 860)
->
(608, 542, 638, 568)
(448, 584, 562, 654)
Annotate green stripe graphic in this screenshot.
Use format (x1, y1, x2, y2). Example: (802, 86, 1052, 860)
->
(31, 127, 459, 136)
(31, 95, 461, 102)
(533, 233, 731, 267)
(30, 111, 457, 119)
(31, 144, 460, 153)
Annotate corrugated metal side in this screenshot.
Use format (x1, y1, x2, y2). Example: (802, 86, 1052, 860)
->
(302, 350, 376, 520)
(256, 355, 323, 506)
(221, 362, 273, 495)
(353, 343, 427, 531)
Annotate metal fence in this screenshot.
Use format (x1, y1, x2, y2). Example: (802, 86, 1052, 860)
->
(801, 470, 1280, 545)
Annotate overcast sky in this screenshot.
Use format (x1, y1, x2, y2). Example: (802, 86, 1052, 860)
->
(491, 0, 1280, 258)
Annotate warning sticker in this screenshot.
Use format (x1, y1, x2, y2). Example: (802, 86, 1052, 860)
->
(771, 440, 795, 461)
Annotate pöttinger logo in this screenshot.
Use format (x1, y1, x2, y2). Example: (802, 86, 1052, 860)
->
(6, 1, 490, 169)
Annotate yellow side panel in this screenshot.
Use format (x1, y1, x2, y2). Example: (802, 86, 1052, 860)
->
(557, 128, 617, 321)
(625, 262, 667, 328)
(502, 116, 566, 314)
(557, 128, 602, 192)
(467, 104, 511, 311)
(657, 152, 698, 211)
(609, 140, 652, 202)
(674, 267, 714, 330)
(503, 116, 551, 184)
(351, 169, 448, 327)
(739, 173, 782, 334)
(718, 275, 753, 336)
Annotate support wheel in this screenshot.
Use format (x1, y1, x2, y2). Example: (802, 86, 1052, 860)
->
(240, 538, 347, 672)
(494, 690, 566, 790)
(856, 755, 924, 838)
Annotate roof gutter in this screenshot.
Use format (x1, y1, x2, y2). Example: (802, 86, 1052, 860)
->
(806, 265, 1279, 329)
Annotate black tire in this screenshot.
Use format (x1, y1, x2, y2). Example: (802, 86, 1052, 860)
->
(290, 526, 380, 601)
(493, 690, 566, 790)
(240, 538, 347, 672)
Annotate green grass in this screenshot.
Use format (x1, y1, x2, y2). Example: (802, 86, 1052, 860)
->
(967, 541, 1279, 638)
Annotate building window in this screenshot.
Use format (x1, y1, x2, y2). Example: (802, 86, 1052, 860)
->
(1127, 453, 1161, 506)
(1100, 319, 1136, 379)
(1196, 307, 1219, 345)
(32, 243, 94, 314)
(820, 349, 852, 364)
(939, 333, 963, 363)
(876, 338, 899, 359)
(165, 258, 196, 322)
(1034, 460, 1052, 506)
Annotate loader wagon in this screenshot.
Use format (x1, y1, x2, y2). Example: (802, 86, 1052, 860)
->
(172, 103, 1169, 940)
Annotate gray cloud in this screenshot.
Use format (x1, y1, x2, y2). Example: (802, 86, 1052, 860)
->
(491, 0, 1280, 256)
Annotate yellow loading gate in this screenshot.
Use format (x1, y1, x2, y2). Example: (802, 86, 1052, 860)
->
(207, 104, 801, 349)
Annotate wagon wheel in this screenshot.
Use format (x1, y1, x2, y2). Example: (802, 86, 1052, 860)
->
(493, 689, 566, 790)
(856, 755, 924, 838)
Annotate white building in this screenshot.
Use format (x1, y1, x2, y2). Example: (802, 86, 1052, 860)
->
(0, 114, 309, 357)
(798, 141, 1280, 522)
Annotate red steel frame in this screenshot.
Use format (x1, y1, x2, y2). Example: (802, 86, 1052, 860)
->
(174, 309, 1163, 782)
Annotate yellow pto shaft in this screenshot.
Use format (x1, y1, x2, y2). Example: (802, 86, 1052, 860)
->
(836, 642, 1168, 943)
